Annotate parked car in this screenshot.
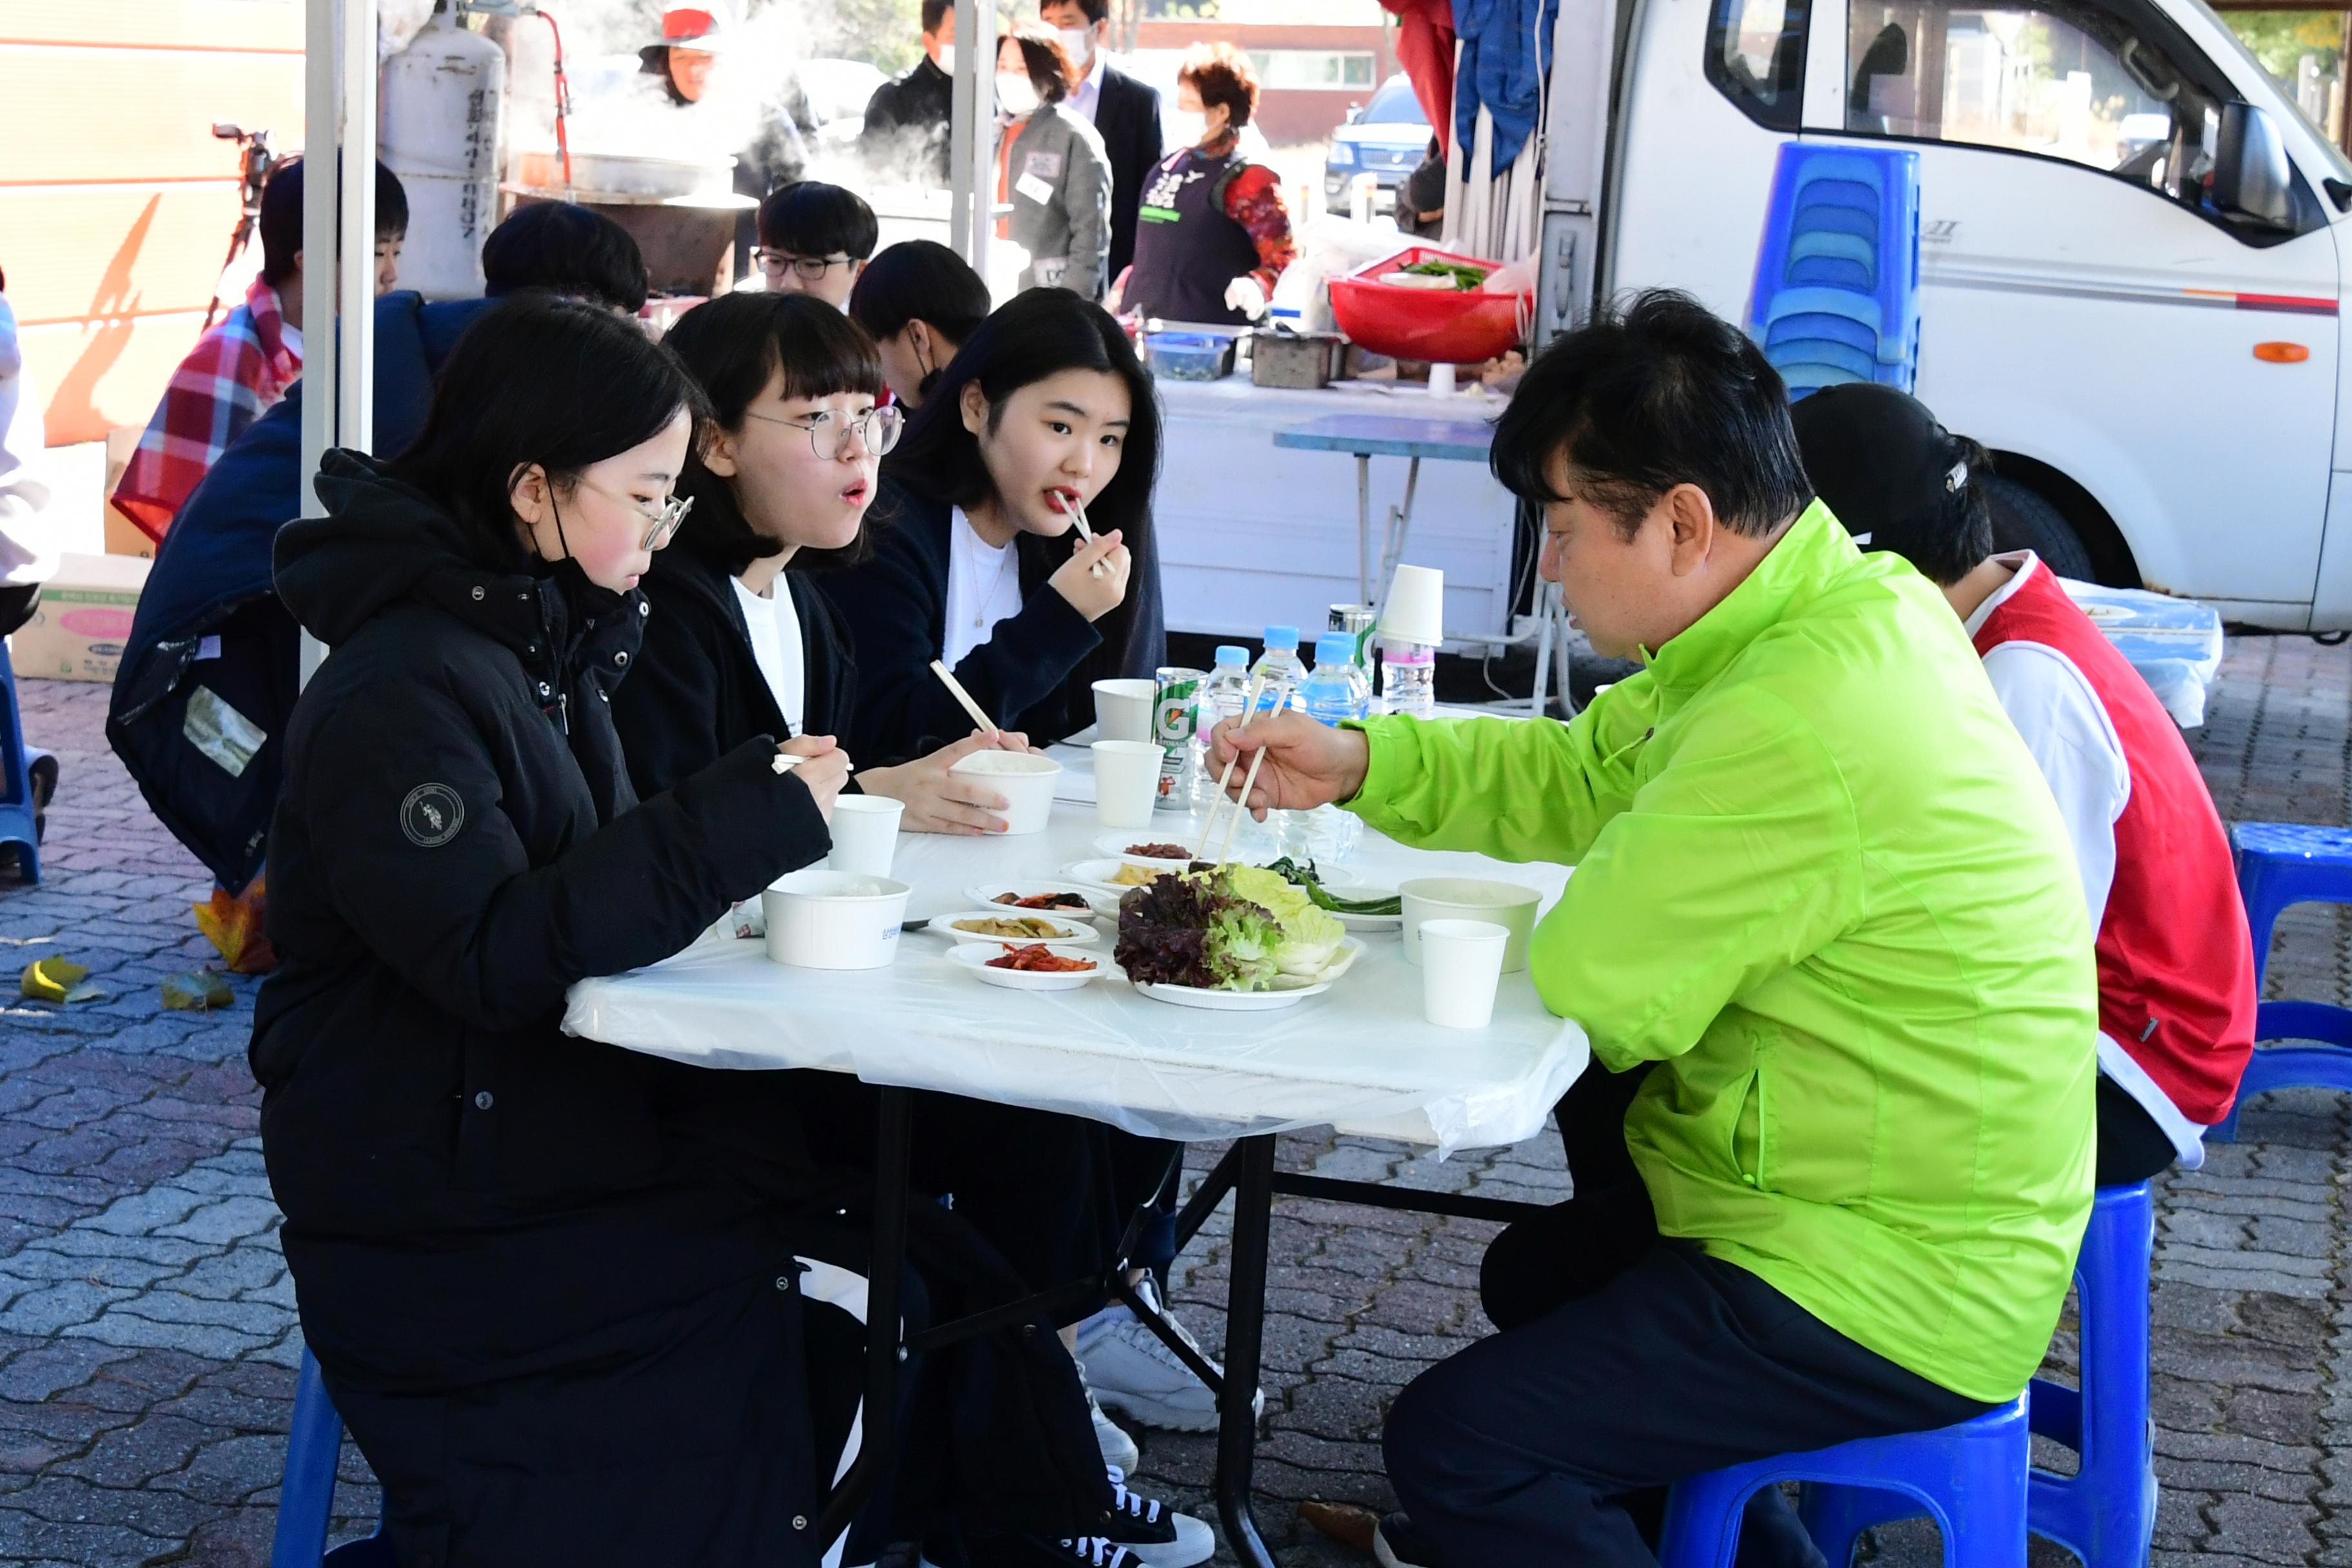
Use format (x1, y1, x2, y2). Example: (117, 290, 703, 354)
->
(1324, 75, 1432, 207)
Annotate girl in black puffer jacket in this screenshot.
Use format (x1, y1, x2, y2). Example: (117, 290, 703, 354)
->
(255, 295, 858, 1565)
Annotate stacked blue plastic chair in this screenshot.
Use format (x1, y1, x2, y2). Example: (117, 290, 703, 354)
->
(1746, 142, 1922, 399)
(1800, 1186, 2156, 1568)
(0, 636, 39, 883)
(2212, 822, 2352, 1140)
(1658, 1398, 2028, 1568)
(271, 1349, 390, 1567)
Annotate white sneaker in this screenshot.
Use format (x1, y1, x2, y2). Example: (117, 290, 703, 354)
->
(1075, 1278, 1262, 1433)
(1077, 1358, 1141, 1471)
(1099, 1466, 1217, 1568)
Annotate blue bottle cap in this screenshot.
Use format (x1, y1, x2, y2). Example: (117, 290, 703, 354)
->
(1263, 625, 1300, 650)
(1215, 645, 1250, 666)
(1315, 633, 1357, 666)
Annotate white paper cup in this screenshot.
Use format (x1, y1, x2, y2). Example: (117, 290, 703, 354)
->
(1093, 678, 1158, 743)
(1400, 877, 1541, 972)
(1420, 917, 1509, 1029)
(826, 794, 905, 877)
(1092, 740, 1165, 830)
(762, 870, 912, 970)
(1381, 564, 1446, 647)
(947, 750, 1063, 835)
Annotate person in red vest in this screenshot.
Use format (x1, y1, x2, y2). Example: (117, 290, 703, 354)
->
(1794, 382, 2255, 1183)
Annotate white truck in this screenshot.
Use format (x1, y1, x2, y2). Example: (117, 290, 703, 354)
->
(1534, 0, 2352, 627)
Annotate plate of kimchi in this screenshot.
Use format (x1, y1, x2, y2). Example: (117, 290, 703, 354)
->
(946, 940, 1108, 993)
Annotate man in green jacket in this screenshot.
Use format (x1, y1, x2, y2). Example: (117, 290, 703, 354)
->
(1218, 292, 2096, 1568)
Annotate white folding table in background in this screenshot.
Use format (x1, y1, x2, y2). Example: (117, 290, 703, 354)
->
(565, 749, 1587, 1566)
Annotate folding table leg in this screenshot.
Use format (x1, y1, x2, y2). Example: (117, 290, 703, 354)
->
(815, 1086, 914, 1553)
(1216, 1135, 1279, 1568)
(1381, 456, 1421, 598)
(1356, 453, 1374, 607)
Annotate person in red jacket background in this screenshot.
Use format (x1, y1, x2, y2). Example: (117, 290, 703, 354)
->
(1795, 382, 2256, 1183)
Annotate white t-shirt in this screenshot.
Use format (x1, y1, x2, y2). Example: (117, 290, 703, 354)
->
(732, 574, 807, 735)
(942, 507, 1024, 669)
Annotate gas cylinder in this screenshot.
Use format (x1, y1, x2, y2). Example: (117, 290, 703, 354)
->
(379, 3, 506, 299)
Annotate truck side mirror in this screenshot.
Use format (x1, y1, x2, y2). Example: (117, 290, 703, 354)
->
(2214, 103, 2295, 230)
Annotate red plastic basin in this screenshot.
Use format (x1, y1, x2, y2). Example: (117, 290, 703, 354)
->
(1326, 245, 1530, 365)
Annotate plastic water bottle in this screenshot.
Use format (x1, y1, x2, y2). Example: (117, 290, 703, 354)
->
(1382, 636, 1437, 719)
(1288, 633, 1371, 860)
(1197, 645, 1255, 805)
(1250, 626, 1306, 714)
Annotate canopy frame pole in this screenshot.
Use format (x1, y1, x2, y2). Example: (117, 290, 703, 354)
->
(299, 0, 379, 687)
(946, 0, 993, 287)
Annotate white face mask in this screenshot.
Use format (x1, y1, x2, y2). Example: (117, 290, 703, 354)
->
(1056, 26, 1093, 70)
(1166, 108, 1207, 146)
(935, 42, 956, 76)
(997, 72, 1039, 115)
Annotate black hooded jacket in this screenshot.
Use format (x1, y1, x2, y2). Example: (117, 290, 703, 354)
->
(252, 455, 1118, 1562)
(610, 533, 856, 804)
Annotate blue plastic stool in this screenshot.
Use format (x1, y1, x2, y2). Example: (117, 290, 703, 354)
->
(1747, 142, 1921, 397)
(272, 1349, 390, 1567)
(2027, 1184, 2157, 1568)
(1798, 1187, 2155, 1568)
(0, 638, 39, 883)
(1658, 1398, 2028, 1568)
(2212, 822, 2352, 1141)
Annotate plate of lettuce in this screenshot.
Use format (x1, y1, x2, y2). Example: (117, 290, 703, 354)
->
(1115, 865, 1365, 1009)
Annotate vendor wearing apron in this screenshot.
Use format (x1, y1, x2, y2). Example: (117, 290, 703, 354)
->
(1113, 43, 1295, 325)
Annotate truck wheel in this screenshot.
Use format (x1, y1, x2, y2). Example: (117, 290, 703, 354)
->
(1984, 473, 2097, 580)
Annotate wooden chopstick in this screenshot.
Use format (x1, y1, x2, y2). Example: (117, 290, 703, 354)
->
(1052, 491, 1109, 578)
(928, 659, 999, 734)
(1193, 672, 1270, 859)
(1216, 746, 1271, 866)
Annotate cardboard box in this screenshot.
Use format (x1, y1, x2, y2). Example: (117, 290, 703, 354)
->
(103, 427, 155, 560)
(12, 553, 151, 683)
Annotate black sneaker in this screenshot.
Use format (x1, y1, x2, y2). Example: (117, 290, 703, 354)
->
(975, 1536, 1144, 1568)
(1098, 1467, 1215, 1567)
(1374, 1512, 1442, 1568)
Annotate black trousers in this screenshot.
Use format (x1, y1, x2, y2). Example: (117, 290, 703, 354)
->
(803, 1073, 1178, 1326)
(1385, 1062, 1991, 1567)
(0, 583, 35, 640)
(2095, 1073, 2179, 1186)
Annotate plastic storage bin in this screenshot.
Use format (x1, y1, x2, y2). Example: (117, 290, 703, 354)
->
(1327, 246, 1530, 364)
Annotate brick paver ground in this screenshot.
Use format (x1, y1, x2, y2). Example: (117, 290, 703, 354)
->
(3, 636, 2349, 1566)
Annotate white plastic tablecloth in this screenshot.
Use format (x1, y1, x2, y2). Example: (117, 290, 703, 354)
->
(2058, 577, 2224, 729)
(564, 743, 1588, 1155)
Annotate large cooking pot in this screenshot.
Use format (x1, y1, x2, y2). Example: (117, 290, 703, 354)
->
(511, 149, 734, 199)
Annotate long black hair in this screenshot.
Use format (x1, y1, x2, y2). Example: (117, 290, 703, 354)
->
(664, 291, 889, 575)
(884, 287, 1162, 688)
(391, 293, 709, 567)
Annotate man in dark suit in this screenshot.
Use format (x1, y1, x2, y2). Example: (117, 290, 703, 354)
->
(859, 0, 956, 184)
(1040, 0, 1164, 283)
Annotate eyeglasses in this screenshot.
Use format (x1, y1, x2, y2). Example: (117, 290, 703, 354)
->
(752, 249, 856, 280)
(743, 404, 905, 460)
(578, 476, 695, 550)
